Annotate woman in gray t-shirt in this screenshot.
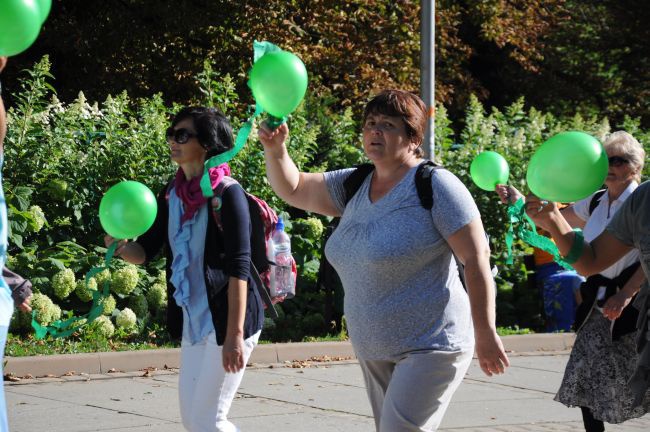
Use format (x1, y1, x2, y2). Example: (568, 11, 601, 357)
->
(527, 181, 650, 408)
(258, 89, 509, 431)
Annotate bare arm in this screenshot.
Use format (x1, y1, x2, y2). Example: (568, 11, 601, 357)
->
(560, 206, 586, 230)
(525, 196, 634, 276)
(258, 122, 340, 216)
(447, 218, 510, 376)
(223, 276, 247, 373)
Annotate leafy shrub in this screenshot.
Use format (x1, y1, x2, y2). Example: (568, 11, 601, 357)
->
(5, 56, 649, 346)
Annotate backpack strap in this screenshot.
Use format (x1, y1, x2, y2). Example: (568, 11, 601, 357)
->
(342, 161, 443, 209)
(211, 177, 278, 316)
(343, 163, 375, 205)
(250, 262, 278, 319)
(414, 160, 442, 210)
(212, 176, 240, 230)
(588, 189, 607, 216)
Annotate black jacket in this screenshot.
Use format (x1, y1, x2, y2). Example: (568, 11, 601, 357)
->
(137, 181, 264, 345)
(574, 262, 640, 340)
(3, 266, 32, 305)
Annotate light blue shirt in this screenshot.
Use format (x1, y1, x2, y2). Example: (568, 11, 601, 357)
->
(168, 188, 215, 344)
(324, 166, 477, 360)
(0, 157, 14, 327)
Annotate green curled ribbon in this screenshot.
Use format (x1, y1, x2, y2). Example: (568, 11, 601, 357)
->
(200, 40, 281, 198)
(505, 198, 575, 270)
(31, 241, 118, 339)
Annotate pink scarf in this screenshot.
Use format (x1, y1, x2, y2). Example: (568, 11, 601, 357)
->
(174, 164, 231, 224)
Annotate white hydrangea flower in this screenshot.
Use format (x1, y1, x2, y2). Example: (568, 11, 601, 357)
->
(116, 308, 137, 332)
(111, 265, 139, 296)
(93, 315, 115, 338)
(146, 282, 167, 311)
(52, 268, 76, 299)
(28, 205, 47, 232)
(75, 277, 98, 302)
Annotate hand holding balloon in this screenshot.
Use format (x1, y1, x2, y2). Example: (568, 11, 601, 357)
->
(258, 121, 289, 154)
(524, 193, 557, 231)
(495, 184, 523, 205)
(103, 235, 127, 256)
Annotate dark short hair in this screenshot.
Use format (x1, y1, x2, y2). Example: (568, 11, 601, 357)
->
(363, 90, 427, 157)
(171, 107, 234, 157)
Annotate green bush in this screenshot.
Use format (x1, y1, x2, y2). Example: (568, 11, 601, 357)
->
(5, 57, 649, 348)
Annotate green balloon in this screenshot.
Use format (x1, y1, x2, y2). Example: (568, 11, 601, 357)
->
(527, 131, 608, 202)
(249, 51, 308, 118)
(0, 0, 42, 56)
(35, 0, 52, 24)
(99, 181, 158, 239)
(470, 151, 509, 191)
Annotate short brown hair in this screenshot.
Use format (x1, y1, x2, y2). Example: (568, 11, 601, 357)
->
(363, 90, 427, 157)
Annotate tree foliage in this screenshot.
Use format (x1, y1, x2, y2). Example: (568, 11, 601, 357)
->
(7, 1, 648, 126)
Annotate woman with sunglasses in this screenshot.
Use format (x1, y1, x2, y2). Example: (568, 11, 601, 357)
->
(105, 107, 264, 432)
(497, 131, 647, 431)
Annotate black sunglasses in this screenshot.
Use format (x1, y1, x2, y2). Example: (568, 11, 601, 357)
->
(166, 127, 198, 144)
(608, 156, 629, 167)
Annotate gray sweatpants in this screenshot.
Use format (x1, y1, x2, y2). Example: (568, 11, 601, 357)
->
(358, 349, 473, 432)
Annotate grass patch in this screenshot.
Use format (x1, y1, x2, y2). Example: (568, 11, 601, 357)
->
(496, 325, 533, 336)
(5, 329, 179, 357)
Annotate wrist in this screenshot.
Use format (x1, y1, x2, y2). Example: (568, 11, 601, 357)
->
(226, 329, 244, 338)
(474, 323, 498, 335)
(619, 284, 638, 298)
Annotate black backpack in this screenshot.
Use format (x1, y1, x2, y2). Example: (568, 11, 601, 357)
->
(318, 161, 494, 328)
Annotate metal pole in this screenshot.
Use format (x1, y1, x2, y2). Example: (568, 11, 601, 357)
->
(420, 0, 435, 160)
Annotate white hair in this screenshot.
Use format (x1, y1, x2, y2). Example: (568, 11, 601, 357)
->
(603, 131, 646, 182)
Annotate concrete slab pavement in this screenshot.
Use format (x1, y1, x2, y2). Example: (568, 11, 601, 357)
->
(6, 350, 650, 431)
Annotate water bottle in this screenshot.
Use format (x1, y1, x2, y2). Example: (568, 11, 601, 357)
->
(270, 217, 294, 297)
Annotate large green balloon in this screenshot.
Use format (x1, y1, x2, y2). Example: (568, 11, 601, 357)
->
(99, 181, 157, 239)
(470, 151, 509, 191)
(249, 51, 308, 118)
(35, 0, 52, 24)
(527, 131, 608, 202)
(0, 0, 41, 56)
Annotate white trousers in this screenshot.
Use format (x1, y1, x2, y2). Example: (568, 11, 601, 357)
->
(358, 348, 473, 432)
(179, 331, 259, 432)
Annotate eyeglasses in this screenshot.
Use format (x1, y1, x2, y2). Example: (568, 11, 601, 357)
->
(166, 127, 197, 144)
(608, 156, 629, 167)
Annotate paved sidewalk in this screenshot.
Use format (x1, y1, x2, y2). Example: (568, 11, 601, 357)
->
(6, 350, 650, 431)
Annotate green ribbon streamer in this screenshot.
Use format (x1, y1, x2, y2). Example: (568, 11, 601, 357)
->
(200, 40, 282, 198)
(199, 103, 264, 197)
(31, 241, 117, 339)
(505, 198, 575, 270)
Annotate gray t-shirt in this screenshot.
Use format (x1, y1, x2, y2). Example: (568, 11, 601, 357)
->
(607, 180, 650, 282)
(324, 165, 479, 360)
(607, 180, 650, 396)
